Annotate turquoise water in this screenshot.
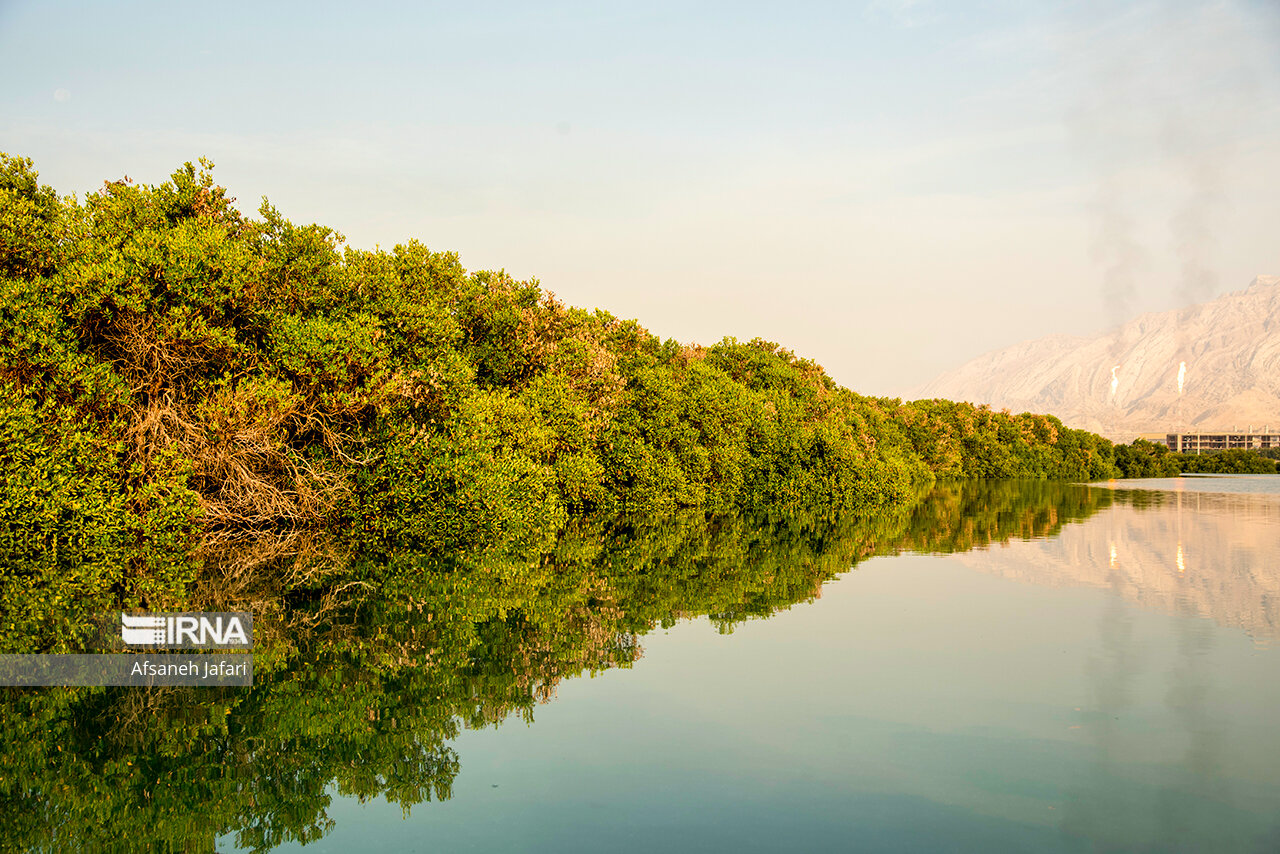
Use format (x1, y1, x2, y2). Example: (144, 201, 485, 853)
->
(236, 478, 1280, 852)
(6, 479, 1278, 852)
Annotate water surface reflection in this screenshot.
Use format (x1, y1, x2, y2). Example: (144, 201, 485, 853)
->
(2, 479, 1277, 852)
(956, 485, 1280, 639)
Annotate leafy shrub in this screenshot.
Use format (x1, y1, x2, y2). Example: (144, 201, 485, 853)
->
(0, 151, 1129, 572)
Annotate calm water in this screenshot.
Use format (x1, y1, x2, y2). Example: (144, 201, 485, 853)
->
(7, 478, 1280, 852)
(1096, 472, 1280, 497)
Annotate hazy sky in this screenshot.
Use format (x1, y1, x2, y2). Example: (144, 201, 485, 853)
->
(2, 0, 1277, 396)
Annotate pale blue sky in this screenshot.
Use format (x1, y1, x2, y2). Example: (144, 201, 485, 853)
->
(2, 0, 1277, 394)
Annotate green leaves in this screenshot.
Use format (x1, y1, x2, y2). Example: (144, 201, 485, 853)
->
(0, 151, 1131, 603)
(0, 153, 60, 280)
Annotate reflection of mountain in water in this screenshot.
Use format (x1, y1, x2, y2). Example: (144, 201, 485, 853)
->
(956, 489, 1280, 639)
(0, 480, 1176, 852)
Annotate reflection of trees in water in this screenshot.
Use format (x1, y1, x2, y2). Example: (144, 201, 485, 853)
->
(0, 481, 1116, 852)
(953, 487, 1280, 640)
(1017, 486, 1280, 852)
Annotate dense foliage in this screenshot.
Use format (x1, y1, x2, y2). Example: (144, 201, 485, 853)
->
(1112, 438, 1183, 478)
(0, 153, 1131, 605)
(1173, 449, 1279, 474)
(2, 153, 1272, 851)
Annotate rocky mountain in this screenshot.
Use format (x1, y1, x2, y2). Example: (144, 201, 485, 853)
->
(914, 275, 1280, 440)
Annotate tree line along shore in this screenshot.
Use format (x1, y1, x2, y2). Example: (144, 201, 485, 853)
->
(0, 154, 1271, 606)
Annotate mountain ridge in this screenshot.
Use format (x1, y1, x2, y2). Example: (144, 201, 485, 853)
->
(914, 275, 1280, 440)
